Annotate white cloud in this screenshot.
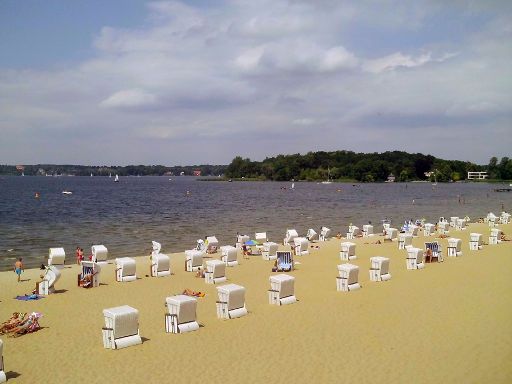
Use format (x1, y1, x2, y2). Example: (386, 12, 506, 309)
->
(101, 89, 157, 109)
(0, 0, 511, 164)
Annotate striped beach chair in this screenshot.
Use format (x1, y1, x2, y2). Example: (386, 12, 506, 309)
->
(425, 242, 443, 263)
(276, 251, 293, 272)
(78, 261, 100, 288)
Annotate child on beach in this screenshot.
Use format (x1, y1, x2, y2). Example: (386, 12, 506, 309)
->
(14, 258, 24, 282)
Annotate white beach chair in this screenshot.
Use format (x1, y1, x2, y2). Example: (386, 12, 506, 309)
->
(0, 339, 5, 384)
(48, 247, 65, 268)
(398, 233, 413, 249)
(216, 284, 247, 319)
(425, 242, 443, 263)
(362, 224, 373, 237)
(369, 256, 391, 282)
(340, 242, 357, 261)
(406, 246, 425, 270)
(385, 228, 398, 241)
(487, 212, 497, 227)
(150, 241, 171, 277)
(293, 237, 309, 256)
(383, 222, 391, 235)
(255, 232, 268, 243)
(165, 295, 199, 333)
(306, 228, 318, 242)
(320, 226, 332, 241)
(455, 218, 466, 231)
(438, 221, 449, 235)
(346, 225, 362, 239)
(185, 250, 203, 272)
(489, 228, 502, 245)
(91, 245, 108, 263)
(36, 265, 61, 295)
(450, 216, 459, 228)
(406, 225, 420, 237)
(447, 238, 462, 257)
(336, 264, 360, 292)
(102, 305, 142, 350)
(284, 229, 298, 245)
(115, 257, 137, 282)
(469, 233, 483, 250)
(262, 242, 279, 260)
(268, 274, 296, 305)
(206, 236, 219, 254)
(423, 223, 435, 236)
(78, 261, 101, 288)
(500, 212, 510, 224)
(220, 245, 238, 266)
(205, 260, 227, 284)
(236, 234, 250, 250)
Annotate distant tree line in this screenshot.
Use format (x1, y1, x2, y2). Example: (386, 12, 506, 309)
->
(0, 164, 227, 177)
(225, 151, 508, 182)
(2, 152, 510, 182)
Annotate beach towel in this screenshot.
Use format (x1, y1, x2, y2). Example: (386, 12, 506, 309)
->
(15, 294, 43, 301)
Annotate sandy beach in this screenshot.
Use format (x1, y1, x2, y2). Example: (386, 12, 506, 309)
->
(1, 221, 511, 383)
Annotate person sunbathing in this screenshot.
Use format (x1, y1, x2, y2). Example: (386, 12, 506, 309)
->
(182, 288, 205, 297)
(195, 268, 205, 278)
(79, 271, 98, 288)
(501, 233, 510, 241)
(242, 245, 252, 258)
(364, 240, 382, 245)
(1, 312, 26, 332)
(8, 312, 42, 337)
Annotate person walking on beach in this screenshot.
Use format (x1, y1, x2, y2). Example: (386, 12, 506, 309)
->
(14, 258, 24, 282)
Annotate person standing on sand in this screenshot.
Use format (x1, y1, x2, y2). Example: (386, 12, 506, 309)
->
(14, 258, 24, 282)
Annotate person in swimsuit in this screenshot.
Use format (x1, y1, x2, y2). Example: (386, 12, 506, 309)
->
(14, 258, 24, 282)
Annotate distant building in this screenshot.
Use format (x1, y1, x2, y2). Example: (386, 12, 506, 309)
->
(467, 171, 488, 180)
(386, 173, 396, 182)
(193, 170, 201, 176)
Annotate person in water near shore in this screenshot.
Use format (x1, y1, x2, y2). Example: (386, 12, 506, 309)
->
(14, 258, 24, 282)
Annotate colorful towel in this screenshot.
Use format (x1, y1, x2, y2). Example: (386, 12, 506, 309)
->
(15, 294, 43, 301)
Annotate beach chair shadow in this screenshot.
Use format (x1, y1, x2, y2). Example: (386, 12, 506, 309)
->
(141, 337, 150, 344)
(20, 278, 31, 282)
(53, 289, 68, 294)
(6, 371, 21, 379)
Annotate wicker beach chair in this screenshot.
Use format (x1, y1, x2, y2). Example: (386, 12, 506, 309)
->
(48, 247, 65, 268)
(78, 261, 101, 288)
(185, 250, 203, 272)
(165, 295, 199, 333)
(336, 264, 360, 292)
(220, 245, 238, 266)
(0, 339, 6, 383)
(91, 245, 108, 263)
(205, 260, 227, 284)
(115, 257, 137, 282)
(206, 236, 219, 254)
(276, 251, 293, 272)
(36, 265, 61, 295)
(406, 246, 425, 270)
(447, 238, 462, 257)
(425, 242, 443, 263)
(216, 284, 248, 319)
(369, 256, 391, 282)
(151, 241, 171, 277)
(293, 237, 309, 256)
(268, 274, 297, 305)
(340, 242, 357, 261)
(320, 226, 332, 241)
(306, 228, 318, 241)
(102, 305, 142, 350)
(284, 229, 298, 246)
(262, 242, 279, 260)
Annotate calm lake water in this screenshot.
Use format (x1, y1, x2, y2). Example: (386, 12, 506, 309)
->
(0, 176, 510, 270)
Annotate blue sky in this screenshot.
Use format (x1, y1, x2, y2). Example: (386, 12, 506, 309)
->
(0, 1, 511, 165)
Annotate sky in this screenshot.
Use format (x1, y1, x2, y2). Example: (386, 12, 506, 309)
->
(0, 0, 511, 166)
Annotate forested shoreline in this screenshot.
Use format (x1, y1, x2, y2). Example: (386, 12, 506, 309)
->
(1, 151, 511, 182)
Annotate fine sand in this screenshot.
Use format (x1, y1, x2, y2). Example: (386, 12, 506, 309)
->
(1, 222, 511, 383)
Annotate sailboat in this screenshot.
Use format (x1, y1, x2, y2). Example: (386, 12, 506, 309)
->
(90, 173, 93, 177)
(109, 173, 112, 178)
(114, 174, 119, 182)
(432, 172, 438, 186)
(291, 182, 295, 190)
(321, 167, 332, 184)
